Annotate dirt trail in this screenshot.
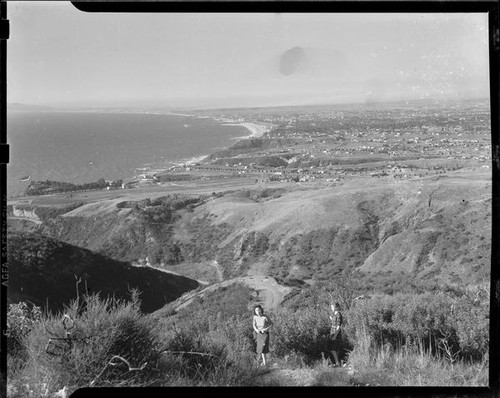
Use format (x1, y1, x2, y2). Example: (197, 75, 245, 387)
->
(173, 274, 291, 312)
(173, 258, 291, 312)
(210, 260, 224, 282)
(244, 260, 292, 309)
(240, 274, 291, 310)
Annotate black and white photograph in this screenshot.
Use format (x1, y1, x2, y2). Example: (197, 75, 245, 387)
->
(3, 1, 495, 395)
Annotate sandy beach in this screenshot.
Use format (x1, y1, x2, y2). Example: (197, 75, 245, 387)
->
(165, 111, 272, 139)
(168, 122, 272, 168)
(224, 121, 273, 139)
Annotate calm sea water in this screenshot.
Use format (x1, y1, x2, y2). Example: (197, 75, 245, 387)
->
(7, 111, 249, 198)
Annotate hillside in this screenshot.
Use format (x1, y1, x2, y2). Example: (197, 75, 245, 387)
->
(7, 231, 200, 314)
(7, 169, 491, 294)
(6, 171, 492, 392)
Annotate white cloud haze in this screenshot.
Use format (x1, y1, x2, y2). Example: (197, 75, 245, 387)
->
(7, 2, 490, 108)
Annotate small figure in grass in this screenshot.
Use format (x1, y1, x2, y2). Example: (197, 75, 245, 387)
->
(252, 304, 273, 366)
(329, 302, 344, 367)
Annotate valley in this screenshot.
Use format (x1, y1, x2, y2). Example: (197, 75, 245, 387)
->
(5, 8, 494, 390)
(5, 99, 493, 393)
(7, 99, 492, 313)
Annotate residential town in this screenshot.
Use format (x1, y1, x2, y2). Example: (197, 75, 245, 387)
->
(149, 99, 490, 187)
(20, 99, 490, 195)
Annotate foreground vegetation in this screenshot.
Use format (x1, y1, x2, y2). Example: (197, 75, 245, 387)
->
(7, 279, 489, 395)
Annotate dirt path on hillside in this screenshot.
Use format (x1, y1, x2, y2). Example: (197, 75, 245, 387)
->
(172, 259, 291, 312)
(210, 260, 224, 282)
(173, 275, 291, 312)
(240, 274, 291, 310)
(246, 261, 270, 277)
(244, 261, 291, 309)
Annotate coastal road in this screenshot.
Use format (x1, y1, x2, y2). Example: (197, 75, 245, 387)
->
(10, 177, 277, 206)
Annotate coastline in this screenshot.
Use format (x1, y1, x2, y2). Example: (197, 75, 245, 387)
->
(8, 111, 275, 198)
(164, 111, 272, 139)
(165, 119, 274, 168)
(223, 122, 272, 139)
(65, 108, 272, 140)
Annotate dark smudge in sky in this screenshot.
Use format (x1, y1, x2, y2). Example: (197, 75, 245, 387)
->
(279, 47, 306, 76)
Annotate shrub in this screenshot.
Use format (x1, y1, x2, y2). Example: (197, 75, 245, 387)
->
(154, 283, 260, 385)
(10, 293, 161, 394)
(346, 294, 403, 351)
(345, 289, 489, 362)
(448, 283, 490, 360)
(64, 294, 160, 386)
(7, 302, 42, 357)
(157, 312, 258, 386)
(272, 307, 333, 365)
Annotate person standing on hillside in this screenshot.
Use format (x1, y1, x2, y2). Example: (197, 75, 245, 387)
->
(253, 304, 273, 366)
(328, 302, 344, 367)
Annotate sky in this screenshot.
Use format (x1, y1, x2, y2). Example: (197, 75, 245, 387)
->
(7, 2, 491, 109)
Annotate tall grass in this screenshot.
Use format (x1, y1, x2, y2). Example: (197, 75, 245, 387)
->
(7, 288, 262, 394)
(157, 315, 259, 386)
(7, 281, 489, 390)
(347, 326, 489, 386)
(7, 292, 162, 396)
(272, 281, 489, 387)
(271, 306, 332, 365)
(345, 289, 489, 362)
(154, 283, 261, 385)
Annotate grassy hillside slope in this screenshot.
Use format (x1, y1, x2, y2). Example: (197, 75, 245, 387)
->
(7, 231, 200, 314)
(8, 170, 491, 291)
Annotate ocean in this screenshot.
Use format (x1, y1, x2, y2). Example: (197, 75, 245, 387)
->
(6, 111, 251, 198)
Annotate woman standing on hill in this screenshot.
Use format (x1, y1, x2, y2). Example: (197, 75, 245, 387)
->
(329, 302, 344, 367)
(253, 304, 273, 366)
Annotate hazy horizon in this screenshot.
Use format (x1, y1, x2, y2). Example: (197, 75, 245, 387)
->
(8, 2, 490, 109)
